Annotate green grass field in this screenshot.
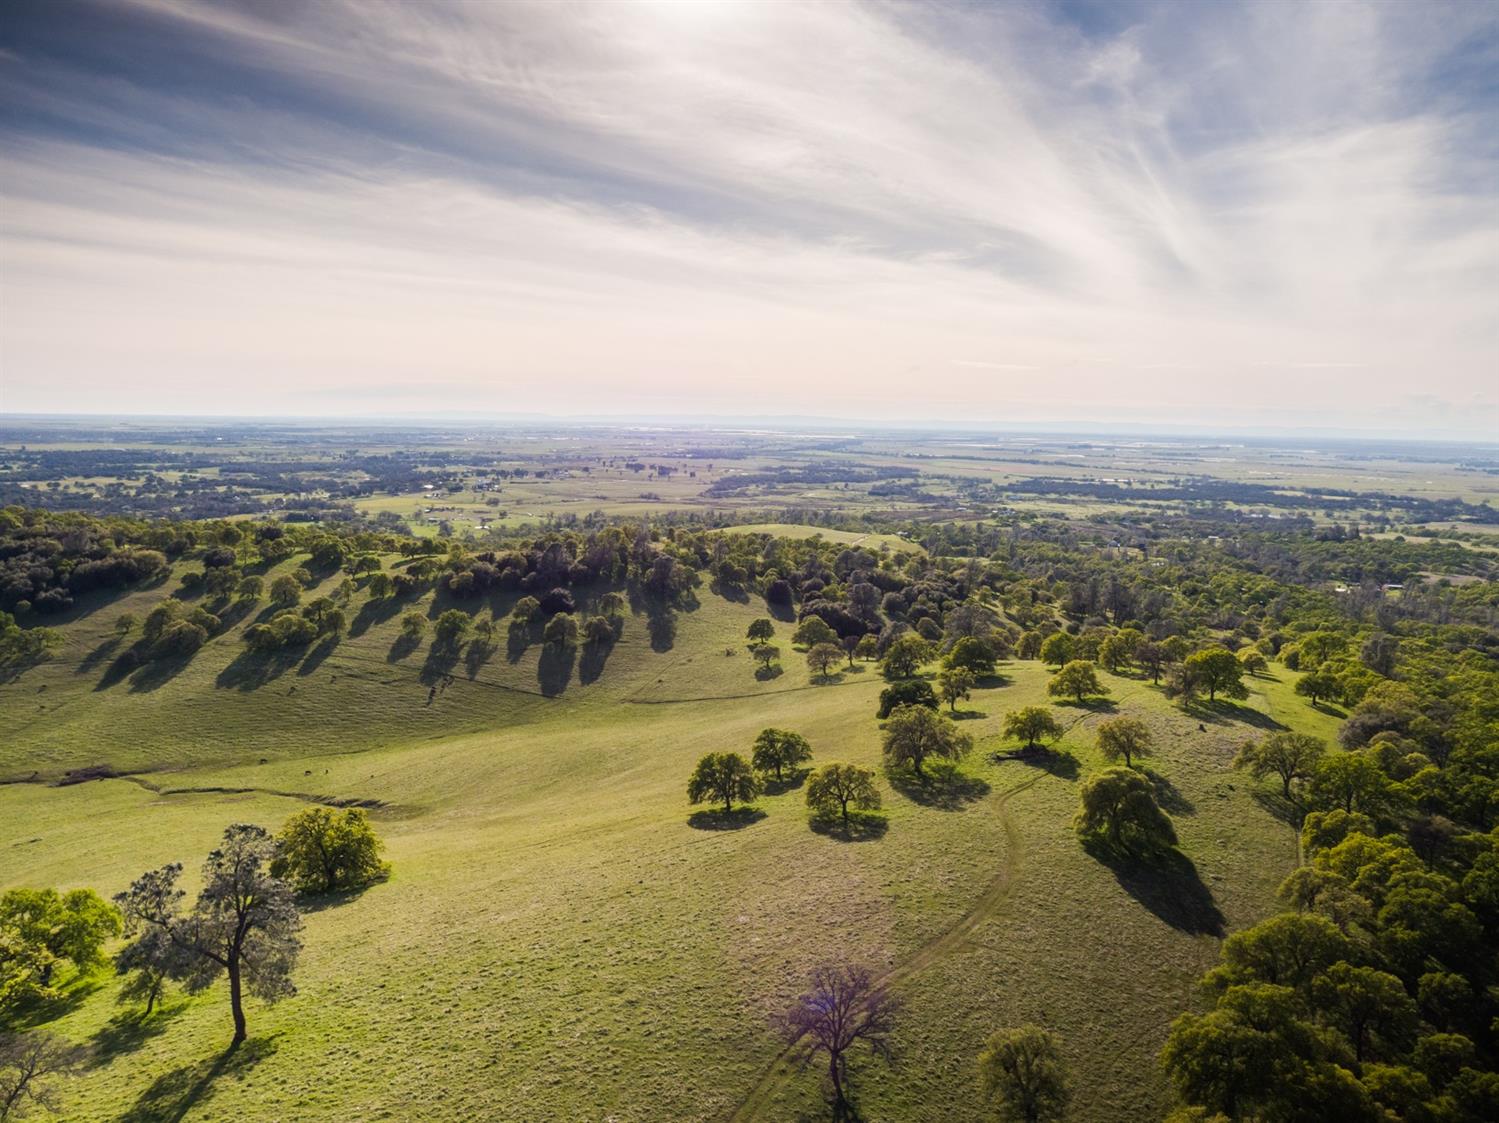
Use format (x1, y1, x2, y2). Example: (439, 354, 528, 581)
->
(0, 562, 1326, 1121)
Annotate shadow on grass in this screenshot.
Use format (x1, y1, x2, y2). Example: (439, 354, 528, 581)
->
(761, 771, 809, 796)
(215, 648, 301, 692)
(994, 746, 1080, 780)
(89, 1004, 186, 1066)
(295, 880, 385, 915)
(950, 709, 988, 721)
(296, 634, 340, 677)
(465, 640, 498, 680)
(974, 672, 1012, 689)
(419, 644, 461, 685)
(646, 605, 678, 653)
(349, 596, 401, 638)
(754, 664, 784, 681)
(506, 623, 530, 664)
(710, 580, 751, 604)
(578, 640, 611, 685)
(687, 808, 767, 831)
(387, 632, 422, 663)
(767, 600, 796, 623)
(1087, 843, 1226, 937)
(1053, 696, 1118, 713)
(10, 974, 104, 1030)
(126, 653, 196, 694)
(1252, 788, 1305, 828)
(1143, 768, 1196, 815)
(78, 636, 123, 674)
(810, 811, 889, 842)
(1188, 699, 1289, 731)
(118, 1035, 278, 1123)
(537, 642, 576, 696)
(887, 761, 990, 810)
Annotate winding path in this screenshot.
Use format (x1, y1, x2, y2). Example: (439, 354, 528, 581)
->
(725, 769, 1045, 1122)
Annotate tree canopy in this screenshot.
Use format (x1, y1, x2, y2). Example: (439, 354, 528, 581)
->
(687, 753, 761, 814)
(882, 704, 973, 778)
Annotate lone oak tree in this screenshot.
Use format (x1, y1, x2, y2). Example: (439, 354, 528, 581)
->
(1073, 768, 1176, 855)
(1047, 660, 1107, 705)
(938, 667, 975, 712)
(1002, 707, 1063, 751)
(976, 1025, 1071, 1123)
(751, 728, 813, 782)
(687, 752, 760, 813)
(1095, 716, 1153, 769)
(773, 964, 898, 1115)
(805, 764, 882, 828)
(1184, 647, 1249, 702)
(271, 806, 389, 895)
(807, 642, 844, 681)
(115, 823, 302, 1048)
(882, 704, 972, 778)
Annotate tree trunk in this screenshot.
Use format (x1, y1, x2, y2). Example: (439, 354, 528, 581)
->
(828, 1049, 845, 1111)
(228, 960, 247, 1047)
(841, 799, 850, 828)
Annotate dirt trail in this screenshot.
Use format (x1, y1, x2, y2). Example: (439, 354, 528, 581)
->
(725, 770, 1045, 1122)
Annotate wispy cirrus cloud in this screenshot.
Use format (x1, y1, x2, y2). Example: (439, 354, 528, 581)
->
(0, 0, 1495, 433)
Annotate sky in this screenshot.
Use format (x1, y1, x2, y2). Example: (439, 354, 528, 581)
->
(1, 0, 1496, 436)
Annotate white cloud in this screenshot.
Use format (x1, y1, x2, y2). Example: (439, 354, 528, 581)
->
(0, 0, 1495, 433)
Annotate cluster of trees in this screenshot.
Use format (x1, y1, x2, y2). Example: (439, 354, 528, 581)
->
(686, 731, 885, 833)
(1162, 640, 1499, 1119)
(0, 808, 389, 1116)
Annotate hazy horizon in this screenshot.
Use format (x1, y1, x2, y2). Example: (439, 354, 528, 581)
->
(2, 0, 1497, 436)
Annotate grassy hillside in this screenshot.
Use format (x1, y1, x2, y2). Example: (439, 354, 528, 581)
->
(0, 561, 1322, 1121)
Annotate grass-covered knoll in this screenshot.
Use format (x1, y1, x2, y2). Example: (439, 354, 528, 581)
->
(0, 562, 1314, 1121)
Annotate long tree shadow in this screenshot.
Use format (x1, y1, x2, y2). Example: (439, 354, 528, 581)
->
(506, 623, 530, 664)
(1090, 845, 1225, 936)
(578, 640, 612, 685)
(296, 634, 340, 677)
(89, 1005, 187, 1066)
(809, 811, 889, 842)
(465, 639, 497, 679)
(387, 632, 422, 663)
(10, 974, 104, 1030)
(1186, 699, 1288, 731)
(994, 747, 1080, 780)
(1142, 768, 1195, 815)
(687, 808, 767, 831)
(646, 606, 678, 653)
(887, 762, 990, 810)
(950, 709, 988, 721)
(760, 770, 809, 797)
(119, 1036, 278, 1123)
(1053, 696, 1118, 713)
(126, 652, 196, 693)
(215, 648, 301, 692)
(1252, 788, 1305, 828)
(78, 636, 123, 674)
(537, 642, 576, 696)
(349, 596, 401, 639)
(420, 644, 461, 686)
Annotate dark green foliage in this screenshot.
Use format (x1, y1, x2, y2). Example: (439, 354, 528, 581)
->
(1074, 768, 1175, 854)
(878, 679, 938, 719)
(751, 729, 812, 782)
(687, 753, 760, 814)
(271, 807, 390, 895)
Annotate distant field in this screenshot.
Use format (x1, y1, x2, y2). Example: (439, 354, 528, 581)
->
(712, 523, 924, 554)
(0, 552, 1321, 1121)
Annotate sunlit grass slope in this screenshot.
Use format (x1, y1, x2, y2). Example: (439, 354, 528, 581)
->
(0, 566, 1324, 1121)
